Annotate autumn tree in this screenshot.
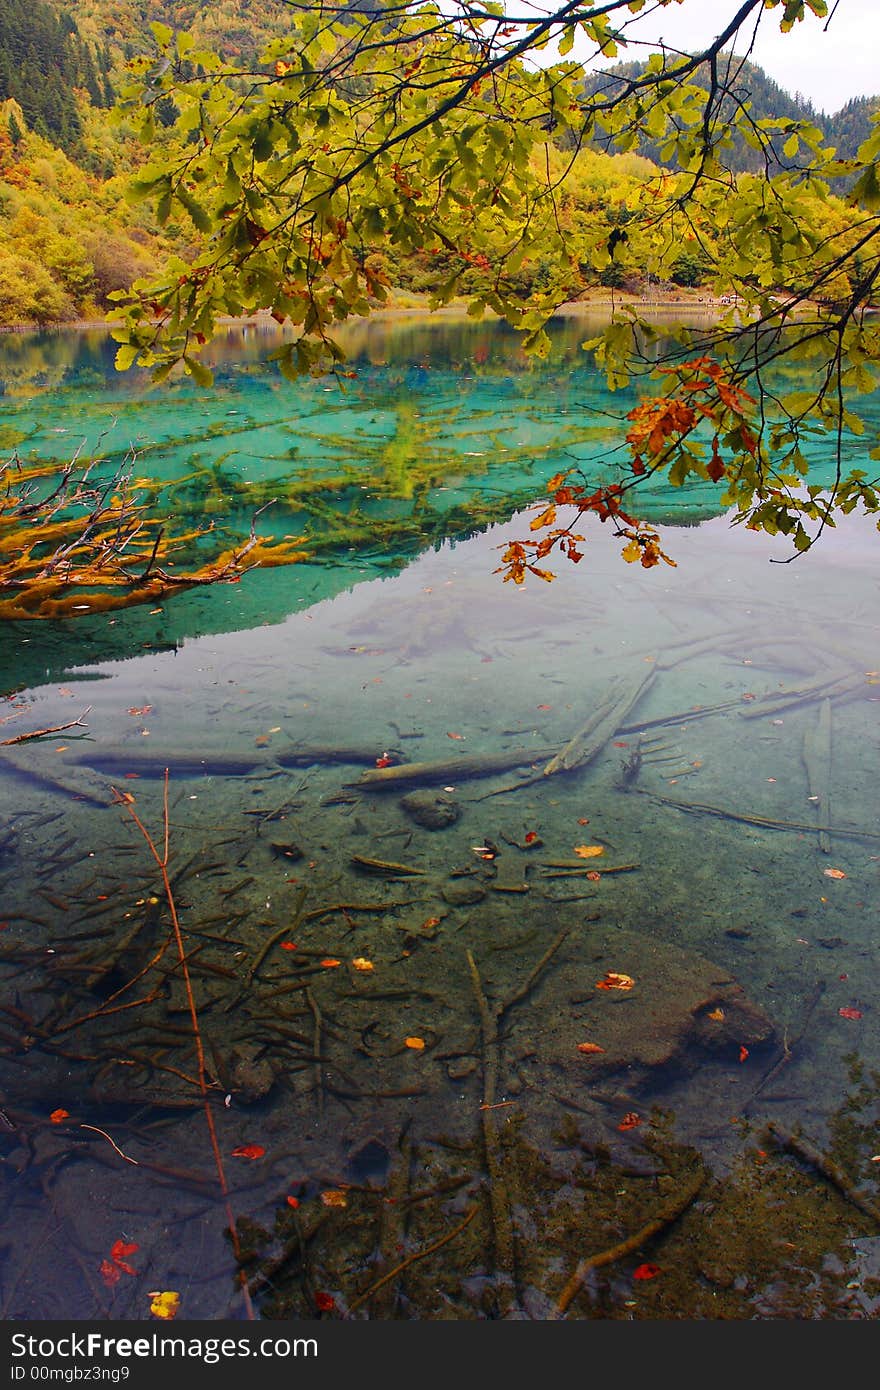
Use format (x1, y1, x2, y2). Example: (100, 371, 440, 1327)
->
(104, 1, 879, 569)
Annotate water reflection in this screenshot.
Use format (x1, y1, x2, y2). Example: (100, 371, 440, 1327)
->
(1, 319, 878, 1321)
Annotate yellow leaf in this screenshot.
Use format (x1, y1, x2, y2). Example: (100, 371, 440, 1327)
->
(573, 844, 605, 858)
(529, 504, 557, 531)
(149, 1291, 180, 1320)
(621, 538, 641, 563)
(352, 957, 374, 972)
(707, 1007, 725, 1021)
(321, 1189, 348, 1208)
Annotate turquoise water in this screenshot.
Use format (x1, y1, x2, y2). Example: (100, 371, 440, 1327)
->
(0, 314, 879, 1321)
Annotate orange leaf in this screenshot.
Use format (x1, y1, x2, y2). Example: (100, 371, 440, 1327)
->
(596, 971, 634, 991)
(100, 1259, 121, 1289)
(524, 831, 539, 844)
(49, 1108, 70, 1124)
(405, 1036, 425, 1050)
(573, 844, 604, 859)
(577, 1042, 606, 1055)
(738, 1045, 749, 1063)
(823, 868, 847, 880)
(231, 1143, 265, 1159)
(320, 958, 341, 968)
(447, 731, 465, 740)
(618, 1111, 641, 1131)
(633, 1263, 661, 1280)
(320, 1189, 348, 1208)
(286, 1196, 300, 1209)
(586, 870, 601, 881)
(351, 957, 374, 972)
(281, 941, 298, 950)
(707, 1007, 725, 1022)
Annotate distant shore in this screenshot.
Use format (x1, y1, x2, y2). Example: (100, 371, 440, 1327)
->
(0, 286, 733, 336)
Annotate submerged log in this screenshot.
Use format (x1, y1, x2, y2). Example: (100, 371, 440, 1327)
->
(542, 665, 656, 777)
(349, 746, 558, 792)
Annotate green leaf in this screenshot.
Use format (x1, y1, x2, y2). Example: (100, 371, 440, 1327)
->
(183, 355, 214, 387)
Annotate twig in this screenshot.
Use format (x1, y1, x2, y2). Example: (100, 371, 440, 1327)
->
(111, 773, 255, 1320)
(766, 1123, 880, 1225)
(553, 1164, 706, 1318)
(79, 1123, 139, 1165)
(1, 707, 91, 745)
(346, 1206, 478, 1316)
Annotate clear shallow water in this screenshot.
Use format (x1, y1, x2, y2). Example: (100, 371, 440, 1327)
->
(1, 316, 879, 1321)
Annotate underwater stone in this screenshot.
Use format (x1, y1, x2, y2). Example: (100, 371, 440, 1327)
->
(441, 880, 486, 906)
(399, 789, 461, 830)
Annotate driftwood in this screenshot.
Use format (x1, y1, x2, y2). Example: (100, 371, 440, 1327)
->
(643, 789, 880, 844)
(542, 666, 656, 777)
(350, 746, 558, 792)
(1, 744, 112, 808)
(739, 670, 864, 719)
(801, 698, 832, 854)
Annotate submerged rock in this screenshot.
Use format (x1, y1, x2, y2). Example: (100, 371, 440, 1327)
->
(512, 926, 775, 1091)
(400, 789, 461, 830)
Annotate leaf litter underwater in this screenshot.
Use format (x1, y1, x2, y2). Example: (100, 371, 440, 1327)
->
(1, 485, 880, 1318)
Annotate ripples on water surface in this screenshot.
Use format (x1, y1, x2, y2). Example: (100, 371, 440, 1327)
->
(1, 314, 878, 1320)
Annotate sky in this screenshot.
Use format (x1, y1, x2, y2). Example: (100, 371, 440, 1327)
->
(564, 0, 879, 115)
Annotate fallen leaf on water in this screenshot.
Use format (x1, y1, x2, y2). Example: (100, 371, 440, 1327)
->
(596, 971, 634, 991)
(536, 704, 552, 711)
(577, 1042, 606, 1055)
(320, 958, 341, 969)
(127, 706, 152, 717)
(49, 1108, 70, 1124)
(54, 745, 68, 753)
(100, 1260, 121, 1289)
(254, 735, 270, 747)
(375, 753, 393, 768)
(618, 1112, 641, 1131)
(320, 1189, 348, 1208)
(422, 917, 441, 929)
(315, 1291, 336, 1313)
(632, 1263, 661, 1281)
(351, 957, 374, 972)
(707, 1007, 725, 1022)
(577, 817, 590, 825)
(149, 1291, 180, 1321)
(286, 1196, 300, 1209)
(405, 1036, 426, 1050)
(524, 831, 539, 844)
(574, 844, 605, 859)
(838, 1007, 863, 1020)
(111, 1240, 138, 1265)
(280, 941, 298, 951)
(586, 870, 601, 881)
(823, 868, 847, 880)
(231, 1144, 265, 1160)
(741, 692, 757, 702)
(613, 741, 629, 748)
(739, 1045, 750, 1063)
(447, 731, 465, 740)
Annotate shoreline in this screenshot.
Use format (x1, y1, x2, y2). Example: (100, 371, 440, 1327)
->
(0, 288, 731, 336)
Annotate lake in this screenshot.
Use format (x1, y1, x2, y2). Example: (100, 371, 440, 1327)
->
(1, 311, 878, 1321)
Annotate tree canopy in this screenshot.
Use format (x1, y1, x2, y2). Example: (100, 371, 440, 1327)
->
(95, 2, 880, 568)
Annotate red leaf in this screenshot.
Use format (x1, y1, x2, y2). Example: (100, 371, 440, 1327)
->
(618, 1111, 641, 1131)
(231, 1143, 265, 1160)
(49, 1108, 70, 1124)
(838, 1006, 863, 1020)
(280, 941, 298, 950)
(111, 1240, 139, 1263)
(100, 1259, 121, 1288)
(315, 1291, 336, 1313)
(739, 1045, 750, 1063)
(633, 1263, 661, 1280)
(447, 731, 465, 740)
(286, 1196, 300, 1209)
(524, 831, 539, 844)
